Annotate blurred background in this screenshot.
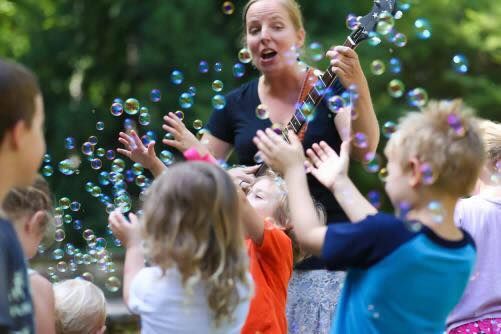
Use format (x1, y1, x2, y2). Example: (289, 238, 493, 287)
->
(1, 0, 500, 331)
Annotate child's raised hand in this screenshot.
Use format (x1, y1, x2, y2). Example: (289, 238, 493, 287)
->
(108, 211, 142, 249)
(253, 128, 305, 175)
(305, 140, 351, 191)
(162, 112, 202, 154)
(117, 130, 158, 170)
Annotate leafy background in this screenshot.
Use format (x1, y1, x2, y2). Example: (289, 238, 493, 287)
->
(1, 0, 499, 318)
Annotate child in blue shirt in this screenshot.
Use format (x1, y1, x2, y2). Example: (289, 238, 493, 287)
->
(253, 99, 485, 334)
(0, 59, 46, 333)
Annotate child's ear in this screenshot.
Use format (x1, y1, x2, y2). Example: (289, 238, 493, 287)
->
(26, 210, 46, 236)
(10, 120, 29, 150)
(408, 158, 422, 187)
(96, 325, 106, 334)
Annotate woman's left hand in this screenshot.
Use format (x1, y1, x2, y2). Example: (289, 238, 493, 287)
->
(326, 46, 367, 90)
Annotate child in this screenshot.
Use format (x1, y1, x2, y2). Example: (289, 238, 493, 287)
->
(254, 99, 485, 333)
(0, 58, 46, 333)
(2, 176, 56, 334)
(109, 162, 252, 333)
(117, 113, 295, 333)
(447, 120, 501, 334)
(238, 171, 294, 333)
(53, 279, 107, 334)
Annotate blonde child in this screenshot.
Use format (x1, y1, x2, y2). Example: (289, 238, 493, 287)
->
(447, 120, 501, 333)
(109, 162, 252, 333)
(0, 58, 46, 333)
(2, 176, 56, 334)
(238, 171, 294, 333)
(53, 279, 106, 334)
(117, 114, 296, 333)
(254, 99, 485, 333)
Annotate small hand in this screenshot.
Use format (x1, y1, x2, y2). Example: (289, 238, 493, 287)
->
(228, 165, 260, 191)
(162, 112, 202, 154)
(326, 46, 367, 90)
(305, 140, 351, 191)
(108, 211, 142, 249)
(253, 128, 305, 175)
(117, 130, 158, 170)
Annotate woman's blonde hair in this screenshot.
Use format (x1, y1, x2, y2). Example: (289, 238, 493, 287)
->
(53, 279, 106, 334)
(2, 175, 55, 240)
(385, 99, 485, 197)
(241, 0, 305, 47)
(141, 162, 250, 326)
(477, 119, 501, 169)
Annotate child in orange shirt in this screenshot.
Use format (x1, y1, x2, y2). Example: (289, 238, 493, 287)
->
(239, 172, 293, 334)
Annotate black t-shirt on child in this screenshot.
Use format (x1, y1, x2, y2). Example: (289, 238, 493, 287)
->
(0, 218, 35, 333)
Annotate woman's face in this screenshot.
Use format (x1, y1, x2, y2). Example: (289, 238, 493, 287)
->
(245, 0, 304, 75)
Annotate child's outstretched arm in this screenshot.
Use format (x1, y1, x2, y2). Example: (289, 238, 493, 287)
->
(236, 186, 266, 245)
(253, 129, 326, 256)
(117, 130, 166, 178)
(109, 211, 144, 305)
(305, 141, 377, 222)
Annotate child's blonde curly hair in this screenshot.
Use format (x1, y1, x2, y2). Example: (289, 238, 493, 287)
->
(385, 99, 485, 197)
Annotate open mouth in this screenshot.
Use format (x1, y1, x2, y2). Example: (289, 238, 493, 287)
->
(261, 49, 277, 60)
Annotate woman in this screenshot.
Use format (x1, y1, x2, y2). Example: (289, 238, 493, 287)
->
(201, 2, 378, 332)
(118, 0, 379, 332)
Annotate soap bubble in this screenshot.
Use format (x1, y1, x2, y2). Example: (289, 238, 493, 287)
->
(376, 11, 395, 36)
(233, 63, 246, 78)
(150, 89, 161, 102)
(238, 48, 252, 63)
(212, 80, 224, 92)
(105, 276, 121, 292)
(389, 57, 402, 74)
(407, 88, 429, 108)
(212, 95, 226, 110)
(370, 60, 386, 76)
(193, 120, 203, 130)
(387, 79, 405, 98)
(171, 70, 184, 85)
(124, 98, 140, 115)
(199, 60, 209, 73)
(110, 103, 123, 116)
(452, 54, 468, 74)
(222, 1, 235, 15)
(255, 104, 269, 120)
(415, 18, 432, 40)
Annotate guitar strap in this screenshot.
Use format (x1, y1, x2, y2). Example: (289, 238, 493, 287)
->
(295, 68, 318, 142)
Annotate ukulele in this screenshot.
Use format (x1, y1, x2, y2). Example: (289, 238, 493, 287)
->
(255, 0, 397, 177)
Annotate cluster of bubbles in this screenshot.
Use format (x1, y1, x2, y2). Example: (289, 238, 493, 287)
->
(40, 196, 122, 292)
(41, 0, 476, 297)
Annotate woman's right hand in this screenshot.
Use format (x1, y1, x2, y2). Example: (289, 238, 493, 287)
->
(228, 165, 260, 191)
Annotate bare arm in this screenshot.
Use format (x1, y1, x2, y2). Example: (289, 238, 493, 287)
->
(306, 141, 377, 222)
(200, 132, 233, 161)
(108, 212, 144, 305)
(328, 46, 380, 161)
(253, 129, 327, 256)
(237, 187, 265, 245)
(30, 273, 56, 334)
